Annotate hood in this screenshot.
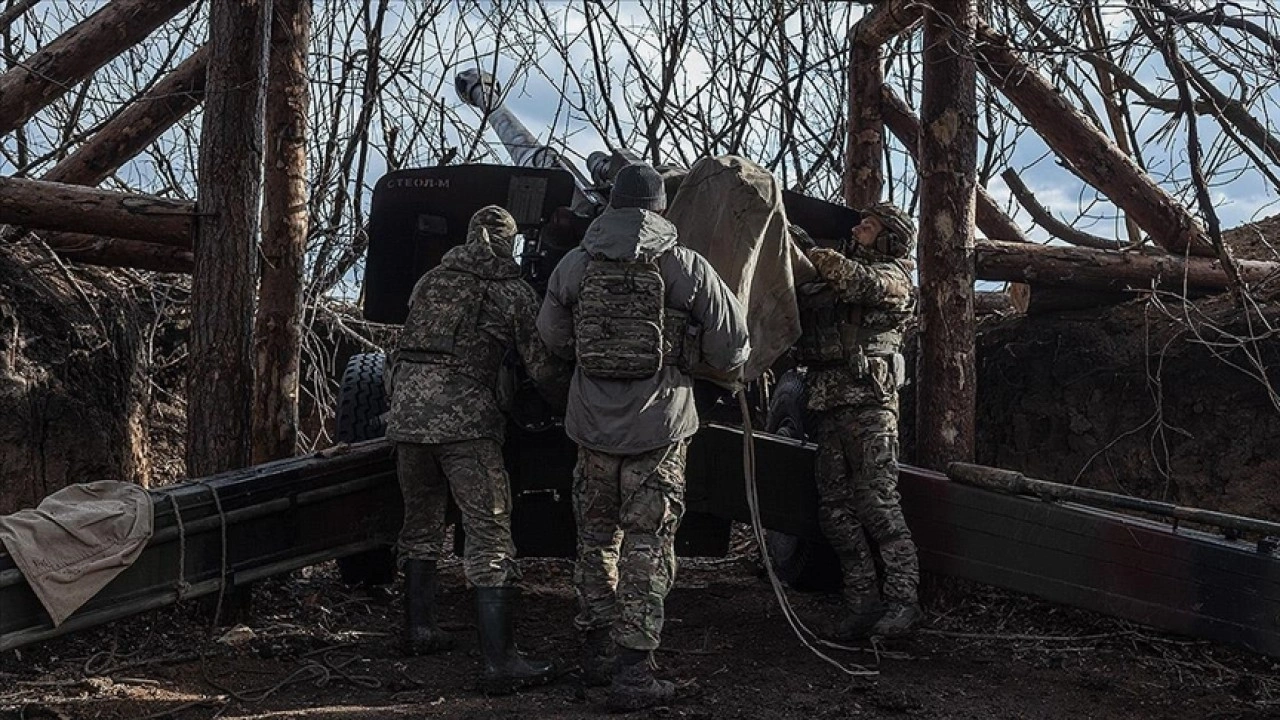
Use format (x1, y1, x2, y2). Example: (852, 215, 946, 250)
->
(581, 207, 678, 262)
(437, 238, 521, 281)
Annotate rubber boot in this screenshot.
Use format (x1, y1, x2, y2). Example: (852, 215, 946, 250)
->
(828, 593, 884, 640)
(476, 586, 556, 694)
(403, 559, 455, 655)
(580, 626, 615, 688)
(607, 648, 675, 712)
(871, 601, 922, 637)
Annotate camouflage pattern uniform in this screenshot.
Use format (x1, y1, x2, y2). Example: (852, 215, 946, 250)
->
(798, 205, 919, 610)
(387, 205, 570, 589)
(573, 440, 688, 651)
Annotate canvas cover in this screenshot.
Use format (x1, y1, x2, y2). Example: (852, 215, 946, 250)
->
(666, 155, 815, 382)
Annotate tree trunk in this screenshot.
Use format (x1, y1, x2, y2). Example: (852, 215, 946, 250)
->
(974, 21, 1211, 256)
(916, 0, 978, 470)
(43, 45, 209, 187)
(38, 232, 193, 273)
(975, 240, 1280, 291)
(251, 0, 310, 464)
(844, 37, 884, 208)
(881, 84, 1028, 245)
(852, 0, 923, 46)
(0, 0, 195, 136)
(0, 176, 194, 244)
(188, 0, 270, 477)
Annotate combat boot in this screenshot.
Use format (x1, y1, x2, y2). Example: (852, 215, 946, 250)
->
(475, 586, 556, 694)
(828, 594, 884, 640)
(403, 559, 455, 655)
(580, 626, 615, 687)
(871, 601, 922, 637)
(607, 648, 675, 711)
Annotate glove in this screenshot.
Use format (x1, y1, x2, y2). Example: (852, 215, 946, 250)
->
(807, 247, 847, 278)
(788, 224, 816, 252)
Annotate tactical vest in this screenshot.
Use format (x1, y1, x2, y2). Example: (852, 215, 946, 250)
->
(574, 255, 691, 380)
(796, 282, 912, 378)
(398, 269, 503, 386)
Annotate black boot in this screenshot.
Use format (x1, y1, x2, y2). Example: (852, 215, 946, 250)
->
(829, 594, 885, 640)
(607, 648, 675, 711)
(580, 626, 615, 688)
(403, 559, 455, 655)
(871, 601, 922, 637)
(476, 586, 556, 694)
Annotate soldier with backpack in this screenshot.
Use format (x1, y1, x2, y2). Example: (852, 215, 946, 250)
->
(536, 162, 750, 710)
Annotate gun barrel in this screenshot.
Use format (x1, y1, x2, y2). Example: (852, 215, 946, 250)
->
(455, 69, 560, 170)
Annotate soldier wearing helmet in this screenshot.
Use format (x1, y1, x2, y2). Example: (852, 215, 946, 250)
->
(793, 201, 921, 638)
(386, 204, 570, 692)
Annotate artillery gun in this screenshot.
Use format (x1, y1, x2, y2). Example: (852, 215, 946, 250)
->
(4, 70, 1278, 661)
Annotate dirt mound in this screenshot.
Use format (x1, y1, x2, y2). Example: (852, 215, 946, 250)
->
(0, 242, 151, 513)
(1224, 213, 1280, 262)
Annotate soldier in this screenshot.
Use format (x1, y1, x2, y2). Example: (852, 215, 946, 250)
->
(386, 205, 570, 693)
(793, 202, 921, 638)
(536, 162, 750, 710)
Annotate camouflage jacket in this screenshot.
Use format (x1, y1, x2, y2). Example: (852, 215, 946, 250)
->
(386, 241, 570, 445)
(802, 247, 914, 412)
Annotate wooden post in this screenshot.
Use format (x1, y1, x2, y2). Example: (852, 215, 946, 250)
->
(844, 28, 885, 208)
(974, 21, 1211, 256)
(251, 0, 311, 464)
(916, 0, 978, 469)
(188, 0, 271, 477)
(0, 0, 195, 136)
(0, 176, 194, 243)
(43, 46, 209, 186)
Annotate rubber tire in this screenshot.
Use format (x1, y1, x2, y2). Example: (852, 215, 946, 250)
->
(336, 353, 388, 444)
(763, 369, 843, 592)
(335, 352, 395, 587)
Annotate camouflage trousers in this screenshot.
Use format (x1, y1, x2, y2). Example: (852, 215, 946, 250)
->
(395, 439, 520, 588)
(813, 404, 918, 605)
(573, 440, 688, 652)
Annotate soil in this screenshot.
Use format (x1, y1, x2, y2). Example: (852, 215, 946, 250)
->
(3, 552, 1279, 720)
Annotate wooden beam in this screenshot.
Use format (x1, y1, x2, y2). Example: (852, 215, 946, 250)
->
(188, 0, 270, 477)
(852, 0, 924, 47)
(43, 46, 209, 186)
(252, 0, 312, 464)
(916, 0, 978, 469)
(38, 231, 193, 273)
(0, 0, 195, 137)
(974, 21, 1212, 256)
(0, 176, 193, 244)
(974, 240, 1280, 291)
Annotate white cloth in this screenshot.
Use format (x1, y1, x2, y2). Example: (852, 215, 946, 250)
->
(0, 481, 153, 626)
(666, 155, 807, 381)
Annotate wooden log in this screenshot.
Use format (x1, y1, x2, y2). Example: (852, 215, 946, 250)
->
(974, 21, 1212, 256)
(881, 85, 1030, 245)
(0, 0, 195, 137)
(842, 0, 919, 207)
(188, 0, 270, 477)
(43, 46, 209, 186)
(0, 176, 194, 244)
(916, 0, 978, 469)
(844, 38, 884, 208)
(38, 231, 193, 273)
(252, 0, 312, 464)
(974, 240, 1280, 290)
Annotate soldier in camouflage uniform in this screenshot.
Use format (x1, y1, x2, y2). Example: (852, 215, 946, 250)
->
(386, 205, 570, 693)
(537, 163, 751, 710)
(794, 202, 922, 638)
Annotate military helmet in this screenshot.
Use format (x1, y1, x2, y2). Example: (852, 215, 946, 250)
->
(468, 205, 518, 257)
(863, 202, 917, 258)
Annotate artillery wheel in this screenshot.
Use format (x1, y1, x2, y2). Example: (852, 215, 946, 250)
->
(335, 352, 396, 587)
(763, 369, 842, 592)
